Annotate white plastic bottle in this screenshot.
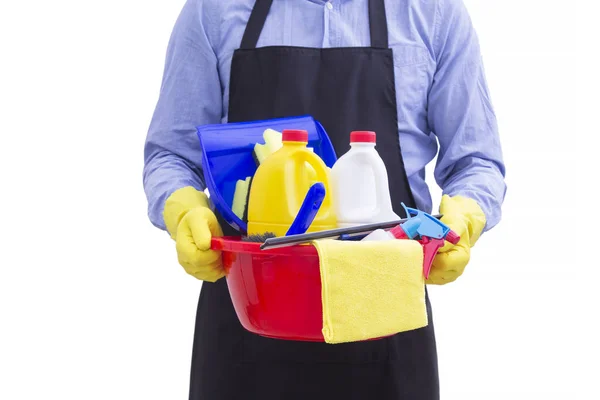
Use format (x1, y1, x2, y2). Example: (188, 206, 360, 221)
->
(330, 131, 400, 228)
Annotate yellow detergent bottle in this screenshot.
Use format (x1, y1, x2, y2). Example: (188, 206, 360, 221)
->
(248, 129, 337, 237)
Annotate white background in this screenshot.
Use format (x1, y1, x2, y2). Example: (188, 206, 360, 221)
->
(0, 0, 597, 399)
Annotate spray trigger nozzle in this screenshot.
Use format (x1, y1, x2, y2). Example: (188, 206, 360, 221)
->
(400, 202, 452, 240)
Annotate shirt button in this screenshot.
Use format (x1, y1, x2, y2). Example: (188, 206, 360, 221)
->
(326, 2, 333, 10)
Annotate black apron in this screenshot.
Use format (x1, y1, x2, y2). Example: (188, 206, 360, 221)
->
(189, 0, 439, 398)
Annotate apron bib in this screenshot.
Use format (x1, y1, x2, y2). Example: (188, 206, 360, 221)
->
(189, 0, 439, 398)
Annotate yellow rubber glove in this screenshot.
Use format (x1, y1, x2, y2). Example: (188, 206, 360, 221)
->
(427, 195, 486, 285)
(163, 186, 225, 282)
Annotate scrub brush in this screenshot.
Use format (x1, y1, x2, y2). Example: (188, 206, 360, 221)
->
(241, 232, 276, 242)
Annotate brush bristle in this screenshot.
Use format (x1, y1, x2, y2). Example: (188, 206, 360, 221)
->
(242, 232, 277, 242)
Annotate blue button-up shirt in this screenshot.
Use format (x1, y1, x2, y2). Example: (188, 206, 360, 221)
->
(144, 0, 506, 232)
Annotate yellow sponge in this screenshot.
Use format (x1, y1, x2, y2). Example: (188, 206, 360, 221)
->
(232, 176, 252, 220)
(253, 129, 283, 165)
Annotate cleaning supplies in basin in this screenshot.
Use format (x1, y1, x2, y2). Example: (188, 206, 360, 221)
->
(196, 116, 338, 233)
(259, 214, 442, 250)
(248, 129, 337, 237)
(331, 131, 400, 227)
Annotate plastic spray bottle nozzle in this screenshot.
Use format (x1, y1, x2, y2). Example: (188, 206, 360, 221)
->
(399, 218, 421, 239)
(445, 230, 460, 245)
(389, 225, 408, 239)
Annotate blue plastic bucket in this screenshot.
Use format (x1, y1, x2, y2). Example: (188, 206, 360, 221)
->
(196, 116, 337, 233)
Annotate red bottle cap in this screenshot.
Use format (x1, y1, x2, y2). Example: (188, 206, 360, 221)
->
(350, 131, 376, 143)
(282, 129, 309, 143)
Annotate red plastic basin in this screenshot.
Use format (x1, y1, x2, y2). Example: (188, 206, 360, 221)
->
(211, 236, 325, 341)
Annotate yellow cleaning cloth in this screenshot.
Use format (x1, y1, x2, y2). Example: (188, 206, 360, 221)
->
(312, 239, 428, 344)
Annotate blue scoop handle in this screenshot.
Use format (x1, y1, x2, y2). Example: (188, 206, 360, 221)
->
(286, 183, 326, 236)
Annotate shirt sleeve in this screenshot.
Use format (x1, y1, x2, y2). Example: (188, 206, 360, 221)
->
(428, 0, 506, 231)
(143, 0, 222, 231)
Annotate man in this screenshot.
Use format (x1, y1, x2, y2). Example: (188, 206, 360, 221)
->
(143, 0, 506, 398)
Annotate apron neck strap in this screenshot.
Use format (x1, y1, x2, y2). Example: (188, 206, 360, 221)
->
(369, 0, 389, 48)
(240, 0, 389, 49)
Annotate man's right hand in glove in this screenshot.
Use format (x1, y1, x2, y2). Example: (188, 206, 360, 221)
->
(163, 186, 225, 282)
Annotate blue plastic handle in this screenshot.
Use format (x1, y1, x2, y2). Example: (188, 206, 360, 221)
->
(286, 183, 326, 236)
